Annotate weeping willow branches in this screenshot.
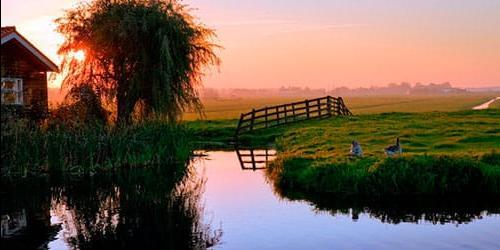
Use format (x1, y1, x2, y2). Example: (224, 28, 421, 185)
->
(56, 0, 220, 123)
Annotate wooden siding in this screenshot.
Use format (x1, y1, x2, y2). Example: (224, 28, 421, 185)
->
(1, 40, 49, 113)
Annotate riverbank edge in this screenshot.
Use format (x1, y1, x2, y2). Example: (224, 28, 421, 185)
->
(266, 153, 500, 197)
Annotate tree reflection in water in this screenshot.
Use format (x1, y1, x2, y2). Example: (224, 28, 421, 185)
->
(1, 162, 222, 250)
(268, 184, 500, 225)
(252, 144, 500, 226)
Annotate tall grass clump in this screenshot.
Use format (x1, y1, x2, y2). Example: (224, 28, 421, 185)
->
(268, 154, 500, 196)
(366, 155, 498, 195)
(1, 117, 193, 177)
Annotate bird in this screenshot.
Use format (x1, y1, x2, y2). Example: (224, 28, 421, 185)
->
(350, 140, 363, 157)
(384, 137, 402, 157)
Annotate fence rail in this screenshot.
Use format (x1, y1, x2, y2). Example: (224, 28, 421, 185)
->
(235, 96, 352, 137)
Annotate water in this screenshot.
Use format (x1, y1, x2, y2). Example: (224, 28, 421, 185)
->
(472, 97, 500, 110)
(1, 150, 500, 249)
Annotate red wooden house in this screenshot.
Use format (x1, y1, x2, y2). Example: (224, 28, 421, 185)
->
(1, 26, 58, 115)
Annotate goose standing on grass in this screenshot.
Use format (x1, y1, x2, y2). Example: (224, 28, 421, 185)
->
(350, 140, 363, 157)
(384, 137, 402, 156)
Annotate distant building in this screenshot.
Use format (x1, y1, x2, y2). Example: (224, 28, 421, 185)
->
(1, 26, 58, 116)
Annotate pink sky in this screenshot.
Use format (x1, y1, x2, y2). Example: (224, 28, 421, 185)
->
(2, 0, 499, 88)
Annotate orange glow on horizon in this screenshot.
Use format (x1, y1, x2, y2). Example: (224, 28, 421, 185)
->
(2, 0, 500, 89)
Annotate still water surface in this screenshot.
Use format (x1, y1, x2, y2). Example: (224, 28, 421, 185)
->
(1, 151, 499, 249)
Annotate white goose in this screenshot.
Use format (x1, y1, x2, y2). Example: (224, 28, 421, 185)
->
(350, 140, 363, 157)
(384, 137, 402, 156)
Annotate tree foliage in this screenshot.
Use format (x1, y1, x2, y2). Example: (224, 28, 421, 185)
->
(51, 85, 109, 126)
(56, 0, 220, 123)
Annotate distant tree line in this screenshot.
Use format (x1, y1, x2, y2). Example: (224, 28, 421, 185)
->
(198, 82, 468, 100)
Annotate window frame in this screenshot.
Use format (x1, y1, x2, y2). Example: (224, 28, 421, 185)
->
(1, 77, 24, 105)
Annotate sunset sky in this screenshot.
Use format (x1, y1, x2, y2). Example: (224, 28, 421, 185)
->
(2, 0, 499, 88)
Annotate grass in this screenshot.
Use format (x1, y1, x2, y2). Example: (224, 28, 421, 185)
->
(268, 153, 500, 196)
(264, 110, 500, 196)
(183, 94, 497, 120)
(491, 99, 500, 109)
(274, 110, 500, 157)
(187, 109, 500, 152)
(1, 119, 193, 177)
(186, 108, 500, 196)
(183, 97, 303, 120)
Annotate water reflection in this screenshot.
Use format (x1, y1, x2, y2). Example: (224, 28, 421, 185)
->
(199, 151, 500, 249)
(235, 146, 276, 170)
(267, 170, 500, 226)
(1, 163, 222, 249)
(276, 192, 500, 225)
(2, 151, 500, 250)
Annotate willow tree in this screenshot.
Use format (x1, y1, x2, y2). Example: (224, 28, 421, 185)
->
(56, 0, 220, 123)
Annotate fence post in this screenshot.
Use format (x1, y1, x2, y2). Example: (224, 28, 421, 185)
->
(306, 99, 310, 119)
(339, 97, 345, 115)
(292, 103, 296, 121)
(336, 98, 339, 115)
(284, 105, 288, 123)
(250, 109, 255, 131)
(265, 107, 268, 128)
(327, 97, 332, 117)
(235, 113, 244, 140)
(265, 148, 268, 164)
(276, 106, 280, 125)
(250, 149, 256, 170)
(317, 99, 321, 117)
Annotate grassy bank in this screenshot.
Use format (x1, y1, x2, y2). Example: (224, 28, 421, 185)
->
(187, 109, 500, 195)
(265, 109, 500, 196)
(1, 119, 193, 177)
(268, 153, 500, 196)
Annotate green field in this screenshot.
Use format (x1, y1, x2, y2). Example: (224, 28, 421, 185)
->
(187, 95, 500, 196)
(184, 94, 497, 120)
(491, 99, 500, 109)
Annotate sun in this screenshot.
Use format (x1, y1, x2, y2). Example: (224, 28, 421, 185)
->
(73, 50, 86, 61)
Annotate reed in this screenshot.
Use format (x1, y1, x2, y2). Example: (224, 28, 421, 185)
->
(1, 118, 193, 177)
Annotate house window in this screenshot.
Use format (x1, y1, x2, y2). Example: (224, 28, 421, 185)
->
(1, 78, 23, 105)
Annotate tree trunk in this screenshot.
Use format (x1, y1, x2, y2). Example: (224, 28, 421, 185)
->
(116, 61, 131, 124)
(117, 89, 130, 124)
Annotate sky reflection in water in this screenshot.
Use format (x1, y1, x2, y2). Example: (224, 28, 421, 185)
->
(1, 150, 499, 250)
(199, 151, 500, 250)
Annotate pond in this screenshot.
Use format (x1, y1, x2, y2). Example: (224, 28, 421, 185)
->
(1, 150, 500, 249)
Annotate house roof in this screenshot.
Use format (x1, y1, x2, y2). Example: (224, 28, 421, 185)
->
(1, 26, 58, 72)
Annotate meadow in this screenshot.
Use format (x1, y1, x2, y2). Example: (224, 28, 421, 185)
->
(183, 94, 497, 120)
(491, 99, 500, 109)
(187, 94, 500, 147)
(186, 94, 500, 196)
(265, 110, 500, 196)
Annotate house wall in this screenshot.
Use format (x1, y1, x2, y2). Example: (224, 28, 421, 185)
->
(1, 41, 49, 113)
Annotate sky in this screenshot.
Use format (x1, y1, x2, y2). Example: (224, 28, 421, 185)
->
(2, 0, 500, 89)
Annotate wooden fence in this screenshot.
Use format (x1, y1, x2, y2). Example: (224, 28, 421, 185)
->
(235, 96, 352, 137)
